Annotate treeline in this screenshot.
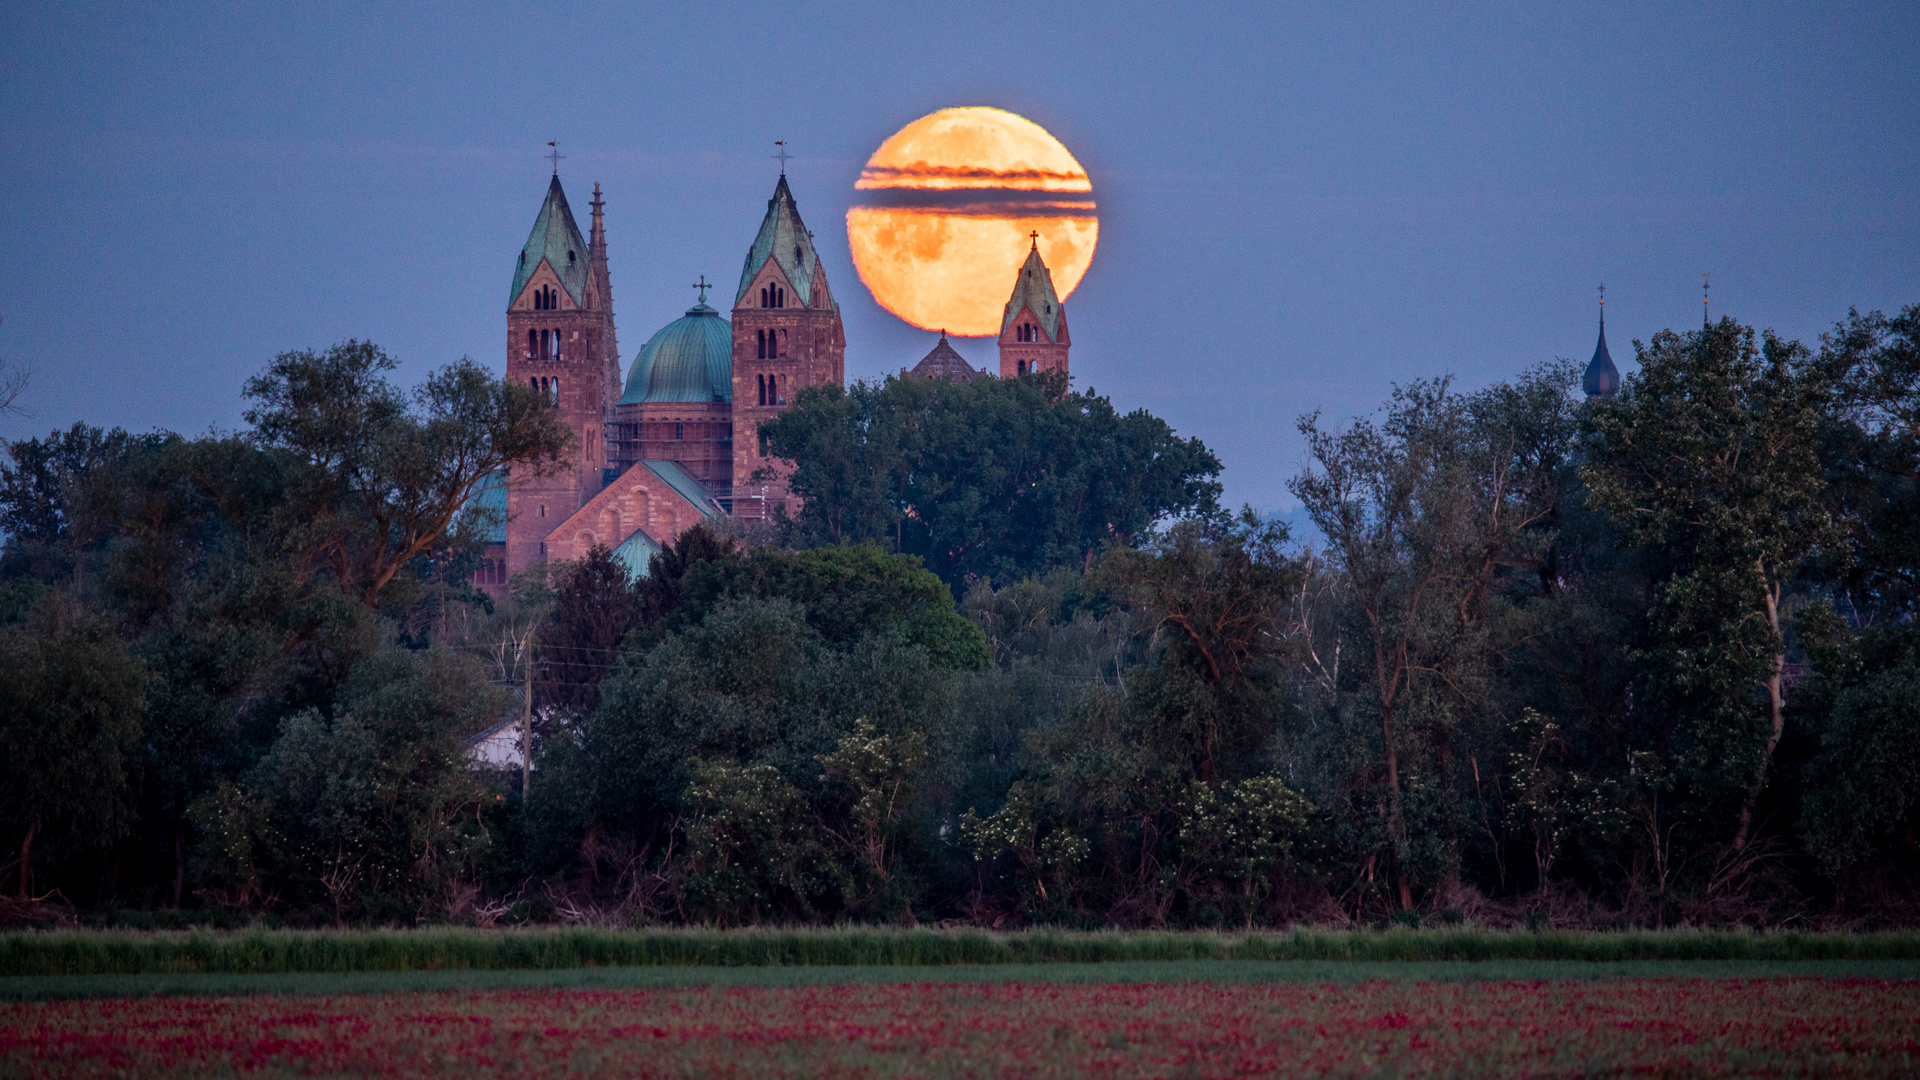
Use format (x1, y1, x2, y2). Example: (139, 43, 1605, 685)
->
(2, 306, 1918, 930)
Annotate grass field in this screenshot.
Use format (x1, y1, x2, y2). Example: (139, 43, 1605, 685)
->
(5, 926, 1920, 977)
(3, 958, 1920, 999)
(5, 977, 1917, 1077)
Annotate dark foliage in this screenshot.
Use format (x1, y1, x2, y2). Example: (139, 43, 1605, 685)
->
(758, 370, 1222, 589)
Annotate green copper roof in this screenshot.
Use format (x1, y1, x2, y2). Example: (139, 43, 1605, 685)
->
(734, 175, 827, 308)
(1000, 241, 1064, 339)
(509, 175, 592, 307)
(460, 470, 508, 544)
(618, 303, 733, 405)
(612, 527, 661, 580)
(641, 460, 727, 519)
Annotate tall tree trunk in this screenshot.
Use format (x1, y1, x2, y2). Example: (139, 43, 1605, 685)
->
(1733, 569, 1788, 852)
(172, 824, 187, 908)
(18, 816, 39, 900)
(1371, 614, 1414, 910)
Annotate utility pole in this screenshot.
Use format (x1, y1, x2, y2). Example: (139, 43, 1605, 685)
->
(520, 627, 534, 800)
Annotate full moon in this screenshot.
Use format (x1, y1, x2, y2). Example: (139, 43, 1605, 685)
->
(846, 107, 1097, 337)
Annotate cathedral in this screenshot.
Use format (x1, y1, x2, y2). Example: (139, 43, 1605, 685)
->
(475, 165, 1072, 586)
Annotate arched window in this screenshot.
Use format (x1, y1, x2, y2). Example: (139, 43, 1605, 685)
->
(1018, 360, 1028, 376)
(551, 377, 560, 404)
(777, 286, 785, 308)
(756, 329, 766, 360)
(528, 329, 537, 357)
(568, 249, 576, 266)
(760, 286, 769, 308)
(675, 422, 684, 441)
(757, 374, 767, 406)
(770, 330, 780, 359)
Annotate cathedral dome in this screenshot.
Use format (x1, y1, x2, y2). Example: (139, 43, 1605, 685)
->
(619, 303, 733, 405)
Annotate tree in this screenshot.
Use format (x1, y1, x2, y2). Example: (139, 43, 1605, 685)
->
(759, 371, 1222, 589)
(1583, 318, 1835, 851)
(1811, 305, 1920, 623)
(1289, 365, 1577, 908)
(1095, 510, 1301, 783)
(199, 644, 508, 918)
(243, 341, 572, 606)
(540, 545, 644, 718)
(677, 541, 990, 670)
(0, 356, 27, 421)
(0, 606, 147, 898)
(584, 596, 955, 851)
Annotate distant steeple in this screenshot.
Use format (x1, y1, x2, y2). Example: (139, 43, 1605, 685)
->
(1584, 284, 1619, 398)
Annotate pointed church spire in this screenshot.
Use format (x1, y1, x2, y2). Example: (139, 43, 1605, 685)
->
(1584, 284, 1619, 398)
(1000, 237, 1065, 341)
(735, 173, 828, 309)
(511, 174, 591, 307)
(588, 182, 611, 311)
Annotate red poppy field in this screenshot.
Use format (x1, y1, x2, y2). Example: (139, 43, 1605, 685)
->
(3, 978, 1916, 1078)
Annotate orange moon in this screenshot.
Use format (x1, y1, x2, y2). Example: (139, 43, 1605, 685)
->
(846, 107, 1097, 336)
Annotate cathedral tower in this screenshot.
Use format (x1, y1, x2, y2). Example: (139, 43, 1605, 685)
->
(997, 235, 1070, 378)
(504, 173, 620, 573)
(730, 174, 844, 519)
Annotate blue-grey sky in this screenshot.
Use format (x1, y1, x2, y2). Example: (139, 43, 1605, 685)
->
(3, 1, 1915, 511)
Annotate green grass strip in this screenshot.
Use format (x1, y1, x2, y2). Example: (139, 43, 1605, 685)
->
(4, 927, 1920, 977)
(6, 959, 1920, 1000)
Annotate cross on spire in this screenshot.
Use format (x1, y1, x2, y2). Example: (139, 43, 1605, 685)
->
(692, 275, 712, 304)
(1029, 230, 1040, 249)
(1598, 282, 1605, 323)
(772, 141, 791, 174)
(1702, 273, 1710, 327)
(546, 140, 565, 175)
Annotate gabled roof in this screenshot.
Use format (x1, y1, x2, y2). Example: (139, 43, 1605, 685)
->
(612, 528, 661, 580)
(510, 175, 592, 307)
(1001, 240, 1064, 339)
(906, 332, 982, 381)
(641, 460, 727, 520)
(735, 175, 828, 309)
(1584, 312, 1620, 398)
(619, 303, 733, 405)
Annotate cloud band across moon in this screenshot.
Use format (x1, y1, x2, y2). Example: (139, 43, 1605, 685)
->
(850, 187, 1097, 219)
(857, 164, 1092, 189)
